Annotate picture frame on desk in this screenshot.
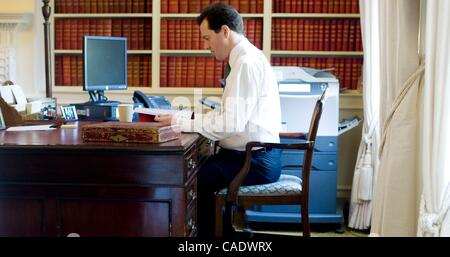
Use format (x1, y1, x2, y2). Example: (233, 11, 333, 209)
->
(60, 105, 78, 121)
(0, 108, 5, 130)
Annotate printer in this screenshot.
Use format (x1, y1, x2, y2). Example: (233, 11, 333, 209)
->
(246, 67, 343, 225)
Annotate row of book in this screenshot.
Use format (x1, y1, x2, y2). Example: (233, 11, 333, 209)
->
(273, 0, 359, 13)
(160, 56, 226, 88)
(55, 0, 152, 14)
(271, 57, 363, 90)
(55, 18, 152, 50)
(161, 0, 264, 14)
(272, 18, 362, 51)
(160, 19, 262, 50)
(55, 55, 152, 87)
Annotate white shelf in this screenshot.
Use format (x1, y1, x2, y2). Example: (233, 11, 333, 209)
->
(271, 51, 364, 57)
(53, 87, 223, 95)
(160, 13, 264, 18)
(160, 50, 212, 55)
(54, 50, 152, 55)
(54, 13, 152, 18)
(271, 13, 360, 18)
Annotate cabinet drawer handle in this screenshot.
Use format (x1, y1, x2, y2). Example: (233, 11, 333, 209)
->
(188, 218, 197, 232)
(188, 189, 197, 201)
(67, 233, 80, 237)
(187, 158, 196, 170)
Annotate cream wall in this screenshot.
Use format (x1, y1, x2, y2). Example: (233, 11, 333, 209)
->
(0, 0, 46, 98)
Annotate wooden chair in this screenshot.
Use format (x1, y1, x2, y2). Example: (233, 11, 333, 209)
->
(214, 86, 328, 237)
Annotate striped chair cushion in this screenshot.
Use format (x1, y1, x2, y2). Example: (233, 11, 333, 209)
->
(217, 175, 302, 196)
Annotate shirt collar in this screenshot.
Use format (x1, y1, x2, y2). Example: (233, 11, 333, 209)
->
(228, 37, 250, 69)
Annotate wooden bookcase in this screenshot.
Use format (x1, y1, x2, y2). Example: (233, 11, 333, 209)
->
(50, 0, 363, 103)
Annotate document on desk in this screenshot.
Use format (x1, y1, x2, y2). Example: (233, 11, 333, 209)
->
(6, 124, 57, 131)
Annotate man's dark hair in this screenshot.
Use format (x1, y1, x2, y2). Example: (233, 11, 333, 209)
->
(197, 3, 244, 34)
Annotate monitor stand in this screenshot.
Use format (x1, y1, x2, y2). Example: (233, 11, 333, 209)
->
(87, 90, 121, 106)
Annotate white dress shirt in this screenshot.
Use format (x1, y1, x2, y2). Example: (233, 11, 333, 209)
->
(175, 38, 281, 151)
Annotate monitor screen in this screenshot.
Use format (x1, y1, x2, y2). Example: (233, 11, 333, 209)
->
(83, 36, 127, 92)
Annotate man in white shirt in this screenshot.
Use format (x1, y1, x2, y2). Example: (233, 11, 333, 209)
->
(155, 3, 282, 237)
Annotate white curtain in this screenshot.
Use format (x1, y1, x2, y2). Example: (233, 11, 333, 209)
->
(348, 0, 381, 230)
(0, 23, 17, 84)
(417, 0, 450, 237)
(370, 0, 423, 236)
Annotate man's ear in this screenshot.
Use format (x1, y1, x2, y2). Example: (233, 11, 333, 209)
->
(221, 25, 231, 38)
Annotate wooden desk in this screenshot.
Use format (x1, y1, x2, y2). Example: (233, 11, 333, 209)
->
(0, 121, 212, 237)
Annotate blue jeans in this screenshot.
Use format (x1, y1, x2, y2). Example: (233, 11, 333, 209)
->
(196, 147, 282, 237)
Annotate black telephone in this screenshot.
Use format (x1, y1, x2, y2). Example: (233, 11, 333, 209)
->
(133, 90, 172, 109)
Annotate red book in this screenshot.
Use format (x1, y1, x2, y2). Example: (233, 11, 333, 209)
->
(160, 19, 168, 49)
(179, 0, 188, 13)
(175, 56, 182, 87)
(205, 58, 215, 87)
(255, 19, 262, 50)
(160, 56, 168, 87)
(356, 21, 362, 51)
(81, 122, 181, 144)
(77, 56, 83, 86)
(168, 0, 178, 13)
(257, 0, 264, 13)
(55, 19, 63, 49)
(70, 19, 78, 49)
(168, 20, 175, 49)
(70, 56, 78, 86)
(187, 57, 196, 87)
(298, 19, 304, 50)
(188, 1, 200, 13)
(167, 57, 176, 87)
(175, 20, 181, 49)
(91, 0, 98, 13)
(144, 19, 152, 50)
(280, 19, 287, 50)
(285, 0, 292, 13)
(201, 0, 210, 10)
(161, 0, 168, 13)
(343, 19, 351, 51)
(348, 19, 356, 51)
(181, 57, 188, 87)
(214, 60, 224, 88)
(112, 19, 122, 37)
(138, 19, 145, 50)
(185, 20, 192, 49)
(192, 22, 200, 49)
(55, 56, 62, 86)
(230, 0, 239, 11)
(324, 20, 331, 51)
(271, 19, 278, 50)
(195, 57, 206, 88)
(73, 0, 80, 13)
(143, 56, 150, 87)
(286, 19, 293, 50)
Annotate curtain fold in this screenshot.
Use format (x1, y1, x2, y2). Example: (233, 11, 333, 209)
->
(370, 0, 422, 236)
(0, 23, 17, 84)
(417, 0, 450, 237)
(348, 0, 380, 230)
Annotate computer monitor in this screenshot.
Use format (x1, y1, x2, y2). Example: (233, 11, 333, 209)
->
(83, 36, 127, 104)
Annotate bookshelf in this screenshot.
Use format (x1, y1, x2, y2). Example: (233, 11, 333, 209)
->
(50, 0, 363, 103)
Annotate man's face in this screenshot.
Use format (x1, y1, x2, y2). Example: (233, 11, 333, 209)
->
(200, 19, 228, 61)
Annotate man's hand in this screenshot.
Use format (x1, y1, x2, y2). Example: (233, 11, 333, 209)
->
(154, 114, 173, 126)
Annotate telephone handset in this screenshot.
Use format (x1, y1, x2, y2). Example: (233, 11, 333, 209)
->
(133, 90, 172, 109)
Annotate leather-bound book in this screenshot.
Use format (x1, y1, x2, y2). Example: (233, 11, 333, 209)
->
(81, 122, 181, 144)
